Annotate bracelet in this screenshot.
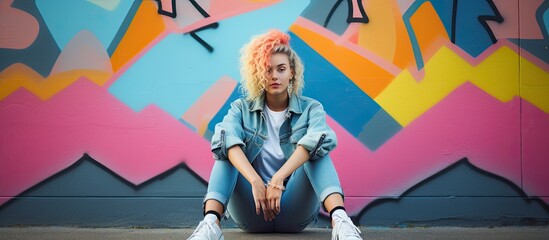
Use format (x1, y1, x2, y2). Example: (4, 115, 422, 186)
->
(266, 181, 285, 191)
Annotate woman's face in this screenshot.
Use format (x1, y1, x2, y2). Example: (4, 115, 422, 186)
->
(265, 53, 293, 98)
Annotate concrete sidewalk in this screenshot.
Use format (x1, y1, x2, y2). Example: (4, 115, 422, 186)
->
(1, 227, 549, 240)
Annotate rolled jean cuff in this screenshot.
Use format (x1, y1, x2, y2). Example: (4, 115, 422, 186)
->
(203, 191, 229, 214)
(320, 186, 344, 211)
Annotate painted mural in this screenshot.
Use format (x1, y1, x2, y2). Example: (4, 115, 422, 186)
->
(1, 0, 548, 225)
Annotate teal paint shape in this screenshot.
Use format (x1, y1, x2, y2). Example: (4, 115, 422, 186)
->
(358, 109, 402, 151)
(36, 0, 135, 51)
(108, 0, 310, 118)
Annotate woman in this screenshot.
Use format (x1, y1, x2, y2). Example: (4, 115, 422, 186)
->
(188, 29, 362, 240)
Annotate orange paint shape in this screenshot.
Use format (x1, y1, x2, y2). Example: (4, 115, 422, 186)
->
(290, 24, 394, 98)
(390, 5, 416, 69)
(0, 63, 111, 100)
(409, 2, 450, 64)
(181, 76, 238, 135)
(356, 0, 415, 69)
(110, 1, 165, 72)
(357, 1, 398, 66)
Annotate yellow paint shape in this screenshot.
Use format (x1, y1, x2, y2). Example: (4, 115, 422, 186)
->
(374, 45, 545, 126)
(0, 63, 111, 100)
(521, 58, 549, 112)
(290, 24, 394, 98)
(110, 1, 165, 72)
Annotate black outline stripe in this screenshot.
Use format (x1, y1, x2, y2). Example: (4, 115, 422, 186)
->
(155, 0, 177, 18)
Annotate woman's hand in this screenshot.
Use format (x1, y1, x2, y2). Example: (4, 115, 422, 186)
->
(266, 178, 284, 215)
(251, 179, 276, 221)
(226, 146, 277, 221)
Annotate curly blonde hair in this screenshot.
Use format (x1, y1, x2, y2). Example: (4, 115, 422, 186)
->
(239, 29, 304, 101)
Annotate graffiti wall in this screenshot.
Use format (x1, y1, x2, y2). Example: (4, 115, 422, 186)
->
(1, 0, 548, 227)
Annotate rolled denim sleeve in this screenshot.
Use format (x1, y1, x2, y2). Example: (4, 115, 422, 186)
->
(211, 100, 245, 160)
(297, 101, 337, 160)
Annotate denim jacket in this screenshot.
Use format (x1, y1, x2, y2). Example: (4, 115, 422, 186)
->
(211, 94, 337, 163)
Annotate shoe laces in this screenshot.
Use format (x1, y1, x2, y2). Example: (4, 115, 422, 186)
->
(188, 219, 218, 240)
(333, 216, 362, 240)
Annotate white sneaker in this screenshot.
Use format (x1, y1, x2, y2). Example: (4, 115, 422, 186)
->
(187, 219, 224, 240)
(331, 215, 362, 240)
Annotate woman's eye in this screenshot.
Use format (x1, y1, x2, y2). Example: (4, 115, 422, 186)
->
(278, 68, 285, 72)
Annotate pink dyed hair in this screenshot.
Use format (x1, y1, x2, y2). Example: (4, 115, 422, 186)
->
(239, 29, 304, 101)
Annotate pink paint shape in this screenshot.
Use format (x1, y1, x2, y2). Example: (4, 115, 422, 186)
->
(157, 0, 175, 15)
(521, 99, 549, 196)
(0, 0, 39, 49)
(0, 79, 214, 206)
(489, 0, 544, 39)
(209, 0, 279, 23)
(182, 76, 237, 135)
(50, 30, 113, 75)
(349, 0, 365, 19)
(170, 0, 212, 29)
(161, 0, 279, 33)
(396, 0, 415, 13)
(329, 82, 525, 215)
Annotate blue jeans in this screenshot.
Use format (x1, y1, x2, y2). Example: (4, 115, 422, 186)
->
(204, 155, 343, 233)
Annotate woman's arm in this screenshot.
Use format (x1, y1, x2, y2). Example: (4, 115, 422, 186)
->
(227, 145, 276, 221)
(271, 145, 309, 184)
(267, 145, 310, 213)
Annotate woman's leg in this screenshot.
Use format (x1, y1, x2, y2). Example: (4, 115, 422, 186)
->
(275, 165, 320, 232)
(324, 193, 345, 215)
(302, 155, 344, 210)
(229, 165, 319, 233)
(203, 159, 240, 222)
(305, 156, 361, 239)
(188, 160, 237, 239)
(227, 174, 274, 232)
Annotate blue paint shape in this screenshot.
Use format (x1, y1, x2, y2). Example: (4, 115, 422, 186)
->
(358, 109, 402, 151)
(358, 159, 549, 226)
(454, 0, 502, 57)
(290, 33, 381, 137)
(0, 1, 61, 76)
(429, 1, 456, 35)
(107, 1, 141, 55)
(301, 1, 348, 35)
(0, 155, 210, 227)
(108, 0, 310, 118)
(404, 0, 502, 69)
(543, 9, 549, 34)
(36, 0, 135, 51)
(206, 84, 242, 139)
(509, 39, 549, 64)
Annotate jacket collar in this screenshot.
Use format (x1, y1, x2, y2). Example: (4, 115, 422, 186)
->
(249, 94, 303, 114)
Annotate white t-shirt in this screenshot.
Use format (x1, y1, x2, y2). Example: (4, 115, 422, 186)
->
(253, 105, 288, 181)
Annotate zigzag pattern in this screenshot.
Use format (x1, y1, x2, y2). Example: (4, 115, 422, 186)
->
(0, 79, 213, 206)
(0, 64, 111, 101)
(375, 42, 549, 126)
(330, 83, 549, 215)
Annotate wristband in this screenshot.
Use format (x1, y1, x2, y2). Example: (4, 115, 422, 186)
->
(266, 181, 285, 191)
